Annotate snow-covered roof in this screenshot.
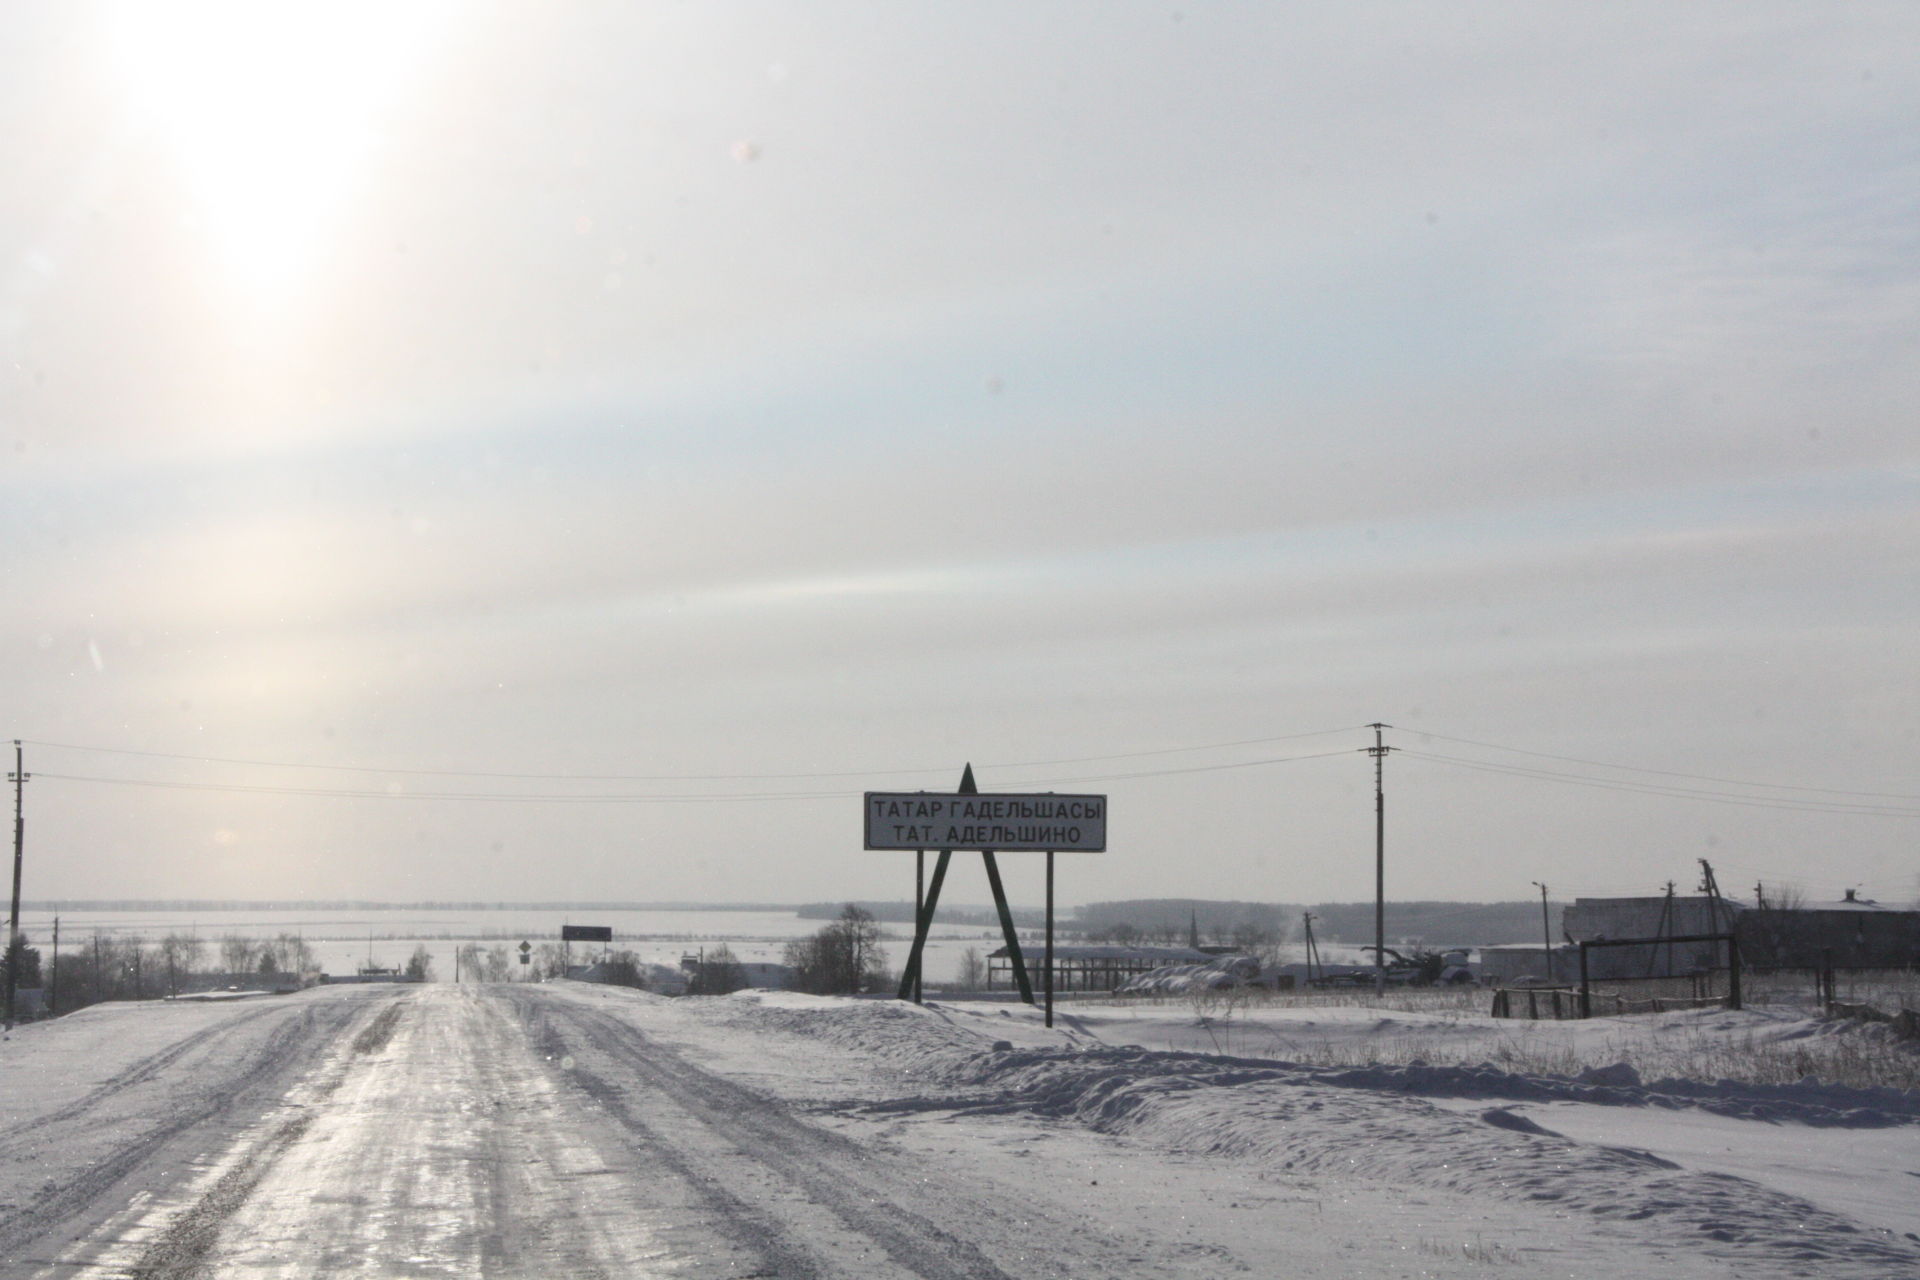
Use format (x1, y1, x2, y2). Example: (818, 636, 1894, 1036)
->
(1798, 897, 1908, 913)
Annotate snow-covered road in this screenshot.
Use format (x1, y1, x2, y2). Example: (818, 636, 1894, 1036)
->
(1, 984, 1916, 1278)
(12, 987, 1034, 1278)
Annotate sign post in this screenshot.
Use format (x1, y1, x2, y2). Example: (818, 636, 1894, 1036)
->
(560, 924, 613, 971)
(1045, 851, 1057, 1026)
(868, 766, 1105, 1024)
(913, 850, 925, 1005)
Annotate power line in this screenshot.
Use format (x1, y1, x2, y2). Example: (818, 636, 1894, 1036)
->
(1400, 750, 1920, 817)
(17, 725, 1365, 785)
(31, 772, 853, 804)
(1400, 727, 1920, 801)
(31, 747, 1355, 806)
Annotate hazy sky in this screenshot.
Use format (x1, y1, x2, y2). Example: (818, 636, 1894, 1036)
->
(4, 3, 1917, 911)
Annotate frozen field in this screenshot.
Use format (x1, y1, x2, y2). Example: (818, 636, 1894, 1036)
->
(1, 981, 1915, 1277)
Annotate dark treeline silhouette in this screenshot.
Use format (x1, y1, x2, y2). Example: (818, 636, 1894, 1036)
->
(796, 901, 1046, 927)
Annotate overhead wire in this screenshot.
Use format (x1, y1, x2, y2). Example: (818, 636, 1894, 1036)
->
(1399, 727, 1920, 801)
(23, 727, 1920, 827)
(1400, 750, 1920, 818)
(31, 746, 1357, 805)
(17, 725, 1365, 784)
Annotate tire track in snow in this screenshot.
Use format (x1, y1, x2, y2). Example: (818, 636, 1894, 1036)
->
(115, 1000, 413, 1278)
(120, 1111, 316, 1280)
(509, 988, 1019, 1280)
(0, 990, 392, 1270)
(95, 987, 701, 1278)
(0, 1004, 284, 1161)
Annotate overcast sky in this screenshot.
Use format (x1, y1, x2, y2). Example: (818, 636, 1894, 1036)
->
(3, 3, 1916, 911)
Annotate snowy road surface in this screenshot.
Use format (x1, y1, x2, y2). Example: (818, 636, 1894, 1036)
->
(1, 984, 1916, 1278)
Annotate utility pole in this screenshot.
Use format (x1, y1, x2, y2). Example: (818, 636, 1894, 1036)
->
(1665, 880, 1676, 976)
(1647, 880, 1676, 978)
(5, 741, 28, 1030)
(1302, 912, 1320, 985)
(49, 915, 59, 1017)
(1531, 881, 1553, 982)
(1698, 858, 1726, 971)
(1365, 724, 1393, 995)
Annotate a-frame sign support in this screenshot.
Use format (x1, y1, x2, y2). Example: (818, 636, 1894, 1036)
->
(897, 764, 1034, 1004)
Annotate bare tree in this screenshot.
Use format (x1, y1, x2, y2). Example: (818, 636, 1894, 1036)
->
(956, 946, 987, 990)
(274, 933, 316, 976)
(534, 943, 568, 979)
(484, 945, 513, 982)
(1230, 922, 1280, 965)
(784, 904, 889, 994)
(220, 934, 256, 975)
(687, 944, 747, 995)
(157, 933, 204, 994)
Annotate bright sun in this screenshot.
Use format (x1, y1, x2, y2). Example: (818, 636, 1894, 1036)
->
(107, 2, 446, 293)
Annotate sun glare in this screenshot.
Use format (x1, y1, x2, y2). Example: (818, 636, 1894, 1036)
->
(107, 2, 446, 294)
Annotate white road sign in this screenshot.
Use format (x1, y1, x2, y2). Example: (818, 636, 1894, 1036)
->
(864, 792, 1107, 852)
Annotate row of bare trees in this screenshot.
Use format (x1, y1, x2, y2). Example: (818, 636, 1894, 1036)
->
(453, 941, 547, 981)
(450, 941, 675, 989)
(7, 930, 319, 1016)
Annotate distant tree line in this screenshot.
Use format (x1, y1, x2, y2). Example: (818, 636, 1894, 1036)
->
(796, 901, 1045, 927)
(453, 941, 571, 982)
(5, 929, 320, 1017)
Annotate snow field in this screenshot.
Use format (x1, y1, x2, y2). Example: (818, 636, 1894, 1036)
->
(595, 987, 1920, 1277)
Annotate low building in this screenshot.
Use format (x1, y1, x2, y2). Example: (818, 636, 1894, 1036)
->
(1739, 891, 1920, 968)
(1563, 890, 1920, 975)
(1562, 895, 1742, 980)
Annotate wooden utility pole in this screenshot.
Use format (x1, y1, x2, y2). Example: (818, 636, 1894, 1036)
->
(1302, 912, 1321, 985)
(5, 741, 28, 1029)
(1647, 881, 1676, 978)
(1365, 724, 1392, 995)
(1531, 881, 1553, 982)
